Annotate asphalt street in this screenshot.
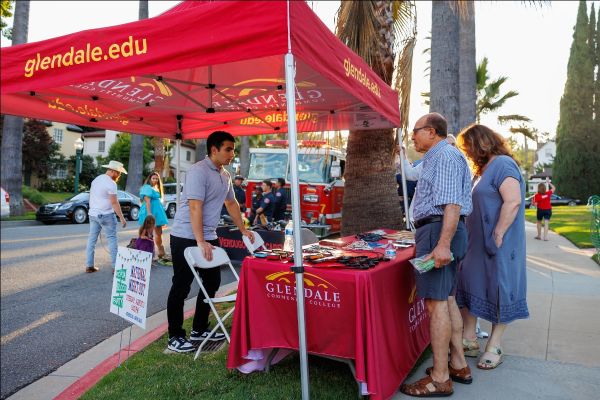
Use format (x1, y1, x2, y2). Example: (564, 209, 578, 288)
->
(0, 220, 239, 399)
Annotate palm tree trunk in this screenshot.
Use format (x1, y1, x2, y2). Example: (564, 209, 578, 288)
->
(1, 1, 30, 216)
(341, 129, 403, 235)
(458, 1, 476, 131)
(125, 0, 148, 192)
(126, 134, 145, 192)
(153, 137, 166, 177)
(239, 136, 250, 177)
(430, 1, 460, 135)
(195, 139, 207, 163)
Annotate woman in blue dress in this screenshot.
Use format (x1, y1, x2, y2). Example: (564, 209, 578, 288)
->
(456, 125, 529, 370)
(139, 172, 169, 259)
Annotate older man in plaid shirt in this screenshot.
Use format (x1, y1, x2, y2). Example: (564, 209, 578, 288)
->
(401, 113, 473, 397)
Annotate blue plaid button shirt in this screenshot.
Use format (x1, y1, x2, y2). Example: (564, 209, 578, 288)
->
(412, 140, 473, 221)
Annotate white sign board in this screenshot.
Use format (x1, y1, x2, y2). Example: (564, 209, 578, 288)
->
(110, 246, 152, 329)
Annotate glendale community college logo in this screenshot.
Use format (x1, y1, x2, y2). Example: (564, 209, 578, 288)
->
(70, 76, 173, 105)
(264, 271, 341, 309)
(408, 286, 427, 333)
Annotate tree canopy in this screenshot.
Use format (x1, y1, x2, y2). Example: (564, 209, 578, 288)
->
(553, 0, 599, 201)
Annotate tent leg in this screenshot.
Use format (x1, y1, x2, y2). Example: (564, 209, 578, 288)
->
(285, 52, 310, 400)
(396, 128, 411, 230)
(176, 139, 181, 207)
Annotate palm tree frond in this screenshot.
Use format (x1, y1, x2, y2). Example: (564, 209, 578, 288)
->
(498, 114, 532, 125)
(394, 35, 416, 134)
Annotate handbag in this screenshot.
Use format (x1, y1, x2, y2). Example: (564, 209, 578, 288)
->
(127, 238, 138, 249)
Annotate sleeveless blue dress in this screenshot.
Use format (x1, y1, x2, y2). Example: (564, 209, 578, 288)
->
(138, 184, 168, 227)
(456, 156, 529, 324)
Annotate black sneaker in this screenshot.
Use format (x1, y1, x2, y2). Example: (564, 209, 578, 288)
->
(190, 329, 226, 342)
(167, 336, 196, 353)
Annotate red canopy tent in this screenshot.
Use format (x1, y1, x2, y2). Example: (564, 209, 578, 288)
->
(1, 1, 402, 399)
(1, 1, 399, 138)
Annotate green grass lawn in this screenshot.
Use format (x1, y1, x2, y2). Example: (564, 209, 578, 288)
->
(82, 308, 430, 400)
(39, 191, 73, 203)
(525, 205, 593, 248)
(1, 211, 36, 221)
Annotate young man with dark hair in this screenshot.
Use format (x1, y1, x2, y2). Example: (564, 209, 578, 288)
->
(254, 179, 275, 224)
(272, 177, 288, 221)
(166, 130, 253, 353)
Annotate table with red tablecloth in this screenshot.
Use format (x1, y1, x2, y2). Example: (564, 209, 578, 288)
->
(226, 236, 430, 400)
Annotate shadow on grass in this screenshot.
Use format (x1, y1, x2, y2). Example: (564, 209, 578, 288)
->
(82, 305, 431, 400)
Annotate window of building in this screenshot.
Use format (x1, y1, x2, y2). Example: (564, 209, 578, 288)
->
(186, 150, 191, 162)
(50, 164, 67, 179)
(98, 141, 105, 153)
(53, 128, 63, 143)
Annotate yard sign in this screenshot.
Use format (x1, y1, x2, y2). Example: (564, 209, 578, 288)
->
(110, 246, 152, 329)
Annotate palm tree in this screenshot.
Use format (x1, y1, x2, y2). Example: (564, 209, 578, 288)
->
(430, 1, 460, 134)
(239, 136, 250, 177)
(336, 1, 416, 235)
(1, 0, 29, 216)
(508, 124, 538, 179)
(431, 1, 546, 136)
(125, 0, 148, 193)
(476, 57, 519, 122)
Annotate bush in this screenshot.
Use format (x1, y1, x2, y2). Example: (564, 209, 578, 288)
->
(39, 177, 89, 193)
(22, 185, 47, 206)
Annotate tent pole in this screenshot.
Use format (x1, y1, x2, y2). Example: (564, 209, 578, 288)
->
(176, 139, 181, 207)
(285, 52, 310, 400)
(396, 128, 410, 230)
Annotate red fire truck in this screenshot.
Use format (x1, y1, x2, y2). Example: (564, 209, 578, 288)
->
(244, 140, 345, 237)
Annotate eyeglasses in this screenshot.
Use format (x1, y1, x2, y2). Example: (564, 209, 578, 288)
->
(412, 126, 433, 135)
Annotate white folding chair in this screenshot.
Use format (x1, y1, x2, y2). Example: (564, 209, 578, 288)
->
(242, 230, 266, 254)
(184, 246, 239, 359)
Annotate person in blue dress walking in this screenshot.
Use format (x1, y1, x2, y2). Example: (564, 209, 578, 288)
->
(456, 124, 529, 371)
(139, 172, 169, 260)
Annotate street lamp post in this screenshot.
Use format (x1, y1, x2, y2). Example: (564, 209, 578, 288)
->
(74, 137, 84, 194)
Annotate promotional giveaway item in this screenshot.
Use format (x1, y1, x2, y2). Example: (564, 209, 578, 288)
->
(409, 254, 454, 274)
(110, 246, 152, 328)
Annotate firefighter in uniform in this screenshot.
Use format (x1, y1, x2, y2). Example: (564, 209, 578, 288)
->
(272, 177, 288, 221)
(254, 180, 275, 224)
(233, 175, 246, 213)
(249, 185, 263, 224)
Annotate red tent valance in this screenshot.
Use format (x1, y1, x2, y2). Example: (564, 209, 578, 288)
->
(1, 1, 400, 138)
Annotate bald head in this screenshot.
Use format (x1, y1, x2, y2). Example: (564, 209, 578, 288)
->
(422, 112, 448, 137)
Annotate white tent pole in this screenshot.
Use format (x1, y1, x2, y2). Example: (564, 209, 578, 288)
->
(285, 52, 310, 400)
(396, 128, 410, 230)
(176, 139, 181, 207)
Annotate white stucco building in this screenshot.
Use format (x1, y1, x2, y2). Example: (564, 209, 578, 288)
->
(534, 141, 556, 169)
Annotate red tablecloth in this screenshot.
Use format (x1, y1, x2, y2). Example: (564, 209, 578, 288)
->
(227, 238, 430, 400)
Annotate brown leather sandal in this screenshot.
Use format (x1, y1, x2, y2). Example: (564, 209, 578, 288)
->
(426, 363, 473, 384)
(400, 375, 453, 397)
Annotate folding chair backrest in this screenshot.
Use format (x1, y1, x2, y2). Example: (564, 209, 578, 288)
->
(184, 246, 239, 281)
(242, 231, 266, 254)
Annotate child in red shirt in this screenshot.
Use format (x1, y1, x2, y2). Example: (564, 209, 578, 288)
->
(532, 179, 556, 241)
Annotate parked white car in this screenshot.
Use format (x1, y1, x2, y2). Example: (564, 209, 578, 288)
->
(163, 183, 183, 219)
(1, 187, 10, 218)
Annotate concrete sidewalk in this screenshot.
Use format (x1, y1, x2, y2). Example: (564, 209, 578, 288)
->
(8, 222, 600, 400)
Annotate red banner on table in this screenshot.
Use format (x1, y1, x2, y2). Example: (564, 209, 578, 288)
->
(228, 245, 430, 400)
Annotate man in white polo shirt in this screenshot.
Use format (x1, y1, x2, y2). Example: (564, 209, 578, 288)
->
(85, 160, 128, 273)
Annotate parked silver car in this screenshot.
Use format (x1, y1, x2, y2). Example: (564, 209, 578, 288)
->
(163, 183, 183, 219)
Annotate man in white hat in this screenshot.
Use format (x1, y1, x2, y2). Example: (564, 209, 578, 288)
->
(85, 160, 128, 273)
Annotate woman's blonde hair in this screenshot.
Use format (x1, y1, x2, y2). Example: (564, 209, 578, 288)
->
(457, 124, 516, 176)
(144, 172, 164, 199)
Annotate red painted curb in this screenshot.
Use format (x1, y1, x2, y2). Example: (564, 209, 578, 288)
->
(53, 308, 195, 400)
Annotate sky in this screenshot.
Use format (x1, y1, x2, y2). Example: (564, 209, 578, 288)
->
(2, 1, 598, 146)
